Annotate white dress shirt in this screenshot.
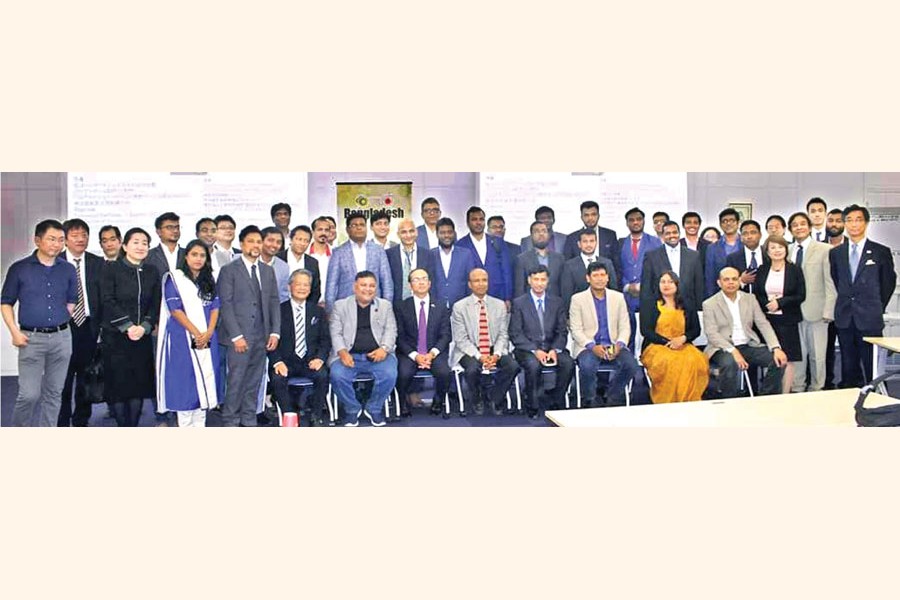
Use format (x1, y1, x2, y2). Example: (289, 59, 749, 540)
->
(161, 244, 181, 273)
(66, 252, 91, 316)
(440, 247, 454, 277)
(665, 244, 681, 277)
(724, 292, 750, 348)
(471, 234, 488, 265)
(350, 241, 367, 273)
(425, 226, 439, 249)
(408, 293, 441, 360)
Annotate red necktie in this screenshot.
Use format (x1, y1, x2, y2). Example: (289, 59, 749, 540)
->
(631, 238, 639, 260)
(478, 300, 491, 356)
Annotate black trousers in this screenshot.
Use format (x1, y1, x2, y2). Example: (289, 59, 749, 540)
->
(459, 354, 519, 405)
(837, 321, 880, 389)
(825, 321, 838, 388)
(396, 353, 451, 407)
(269, 360, 330, 416)
(109, 398, 143, 427)
(710, 345, 783, 397)
(513, 349, 575, 410)
(58, 318, 98, 427)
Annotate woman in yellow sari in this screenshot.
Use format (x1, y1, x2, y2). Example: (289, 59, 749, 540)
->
(640, 271, 709, 403)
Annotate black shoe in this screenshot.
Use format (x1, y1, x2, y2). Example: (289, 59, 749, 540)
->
(473, 400, 484, 416)
(527, 409, 540, 420)
(492, 400, 505, 416)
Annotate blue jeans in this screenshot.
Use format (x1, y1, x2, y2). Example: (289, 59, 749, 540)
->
(576, 347, 640, 404)
(330, 353, 398, 421)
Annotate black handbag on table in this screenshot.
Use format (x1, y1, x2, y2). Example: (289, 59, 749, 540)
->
(854, 372, 900, 427)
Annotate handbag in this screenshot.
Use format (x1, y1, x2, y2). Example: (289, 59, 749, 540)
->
(83, 346, 105, 404)
(854, 372, 900, 427)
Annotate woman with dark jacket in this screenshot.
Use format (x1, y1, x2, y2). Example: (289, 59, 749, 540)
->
(754, 235, 806, 394)
(100, 227, 161, 426)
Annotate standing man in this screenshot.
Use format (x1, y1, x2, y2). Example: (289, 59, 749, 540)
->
(309, 216, 334, 301)
(560, 229, 618, 309)
(268, 269, 330, 426)
(457, 206, 514, 307)
(514, 221, 566, 298)
(788, 212, 836, 392)
(213, 215, 241, 257)
(725, 220, 766, 295)
(830, 204, 896, 387)
(807, 197, 829, 243)
(488, 215, 520, 257)
(417, 197, 442, 249)
(451, 269, 519, 416)
(98, 225, 122, 261)
(562, 201, 619, 271)
(702, 267, 787, 397)
(652, 211, 670, 240)
(57, 219, 105, 427)
(824, 208, 847, 389)
(260, 227, 291, 302)
(195, 217, 218, 248)
(370, 210, 397, 249)
(520, 206, 566, 254)
(329, 271, 398, 427)
(680, 212, 711, 254)
(394, 268, 452, 416)
(509, 265, 574, 419)
(568, 262, 640, 407)
(431, 217, 477, 309)
(386, 217, 435, 305)
(270, 202, 292, 244)
(146, 211, 186, 279)
(278, 225, 321, 305)
(618, 207, 662, 349)
(641, 221, 704, 312)
(325, 213, 393, 313)
(1, 220, 77, 426)
(217, 225, 281, 427)
(704, 208, 743, 299)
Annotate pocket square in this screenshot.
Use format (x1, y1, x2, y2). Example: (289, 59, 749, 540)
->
(865, 259, 876, 266)
(311, 316, 319, 325)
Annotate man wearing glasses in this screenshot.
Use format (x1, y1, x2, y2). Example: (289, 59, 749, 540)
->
(416, 197, 442, 249)
(146, 212, 186, 280)
(704, 208, 743, 300)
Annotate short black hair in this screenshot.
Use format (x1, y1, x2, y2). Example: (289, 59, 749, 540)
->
(63, 218, 90, 236)
(195, 217, 215, 235)
(408, 267, 430, 283)
(527, 264, 550, 278)
(681, 211, 702, 226)
(155, 212, 180, 230)
(718, 208, 740, 223)
(239, 225, 262, 242)
(345, 212, 367, 229)
(436, 217, 455, 231)
(739, 219, 761, 233)
(652, 211, 670, 221)
(827, 208, 844, 217)
(766, 215, 786, 229)
(270, 203, 292, 219)
(214, 214, 236, 228)
(843, 204, 870, 222)
(310, 216, 330, 230)
(487, 215, 505, 226)
(290, 225, 312, 239)
(534, 206, 555, 219)
(355, 270, 377, 282)
(787, 212, 811, 229)
(625, 207, 645, 220)
(35, 219, 65, 238)
(466, 206, 485, 221)
(586, 261, 609, 276)
(421, 197, 440, 210)
(370, 209, 390, 225)
(580, 201, 599, 212)
(323, 216, 337, 225)
(260, 226, 283, 240)
(530, 220, 548, 234)
(661, 220, 680, 233)
(577, 227, 597, 241)
(806, 197, 827, 212)
(98, 225, 121, 243)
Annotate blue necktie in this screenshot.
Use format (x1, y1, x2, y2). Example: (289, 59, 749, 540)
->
(536, 297, 545, 336)
(795, 244, 803, 268)
(748, 251, 758, 270)
(850, 243, 860, 281)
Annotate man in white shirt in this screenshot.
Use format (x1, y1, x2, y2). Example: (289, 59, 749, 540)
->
(277, 225, 322, 305)
(416, 197, 441, 249)
(260, 227, 291, 303)
(309, 216, 334, 300)
(807, 197, 829, 243)
(146, 211, 186, 280)
(98, 225, 122, 261)
(370, 209, 397, 249)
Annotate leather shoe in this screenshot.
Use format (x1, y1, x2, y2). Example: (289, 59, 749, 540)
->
(492, 400, 505, 416)
(473, 400, 484, 416)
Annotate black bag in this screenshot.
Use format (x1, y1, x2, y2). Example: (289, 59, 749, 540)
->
(854, 373, 900, 427)
(84, 347, 105, 404)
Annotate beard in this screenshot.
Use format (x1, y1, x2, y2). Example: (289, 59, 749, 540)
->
(532, 239, 549, 250)
(827, 225, 844, 238)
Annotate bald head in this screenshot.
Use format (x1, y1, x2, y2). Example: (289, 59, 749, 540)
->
(468, 268, 489, 298)
(397, 216, 418, 249)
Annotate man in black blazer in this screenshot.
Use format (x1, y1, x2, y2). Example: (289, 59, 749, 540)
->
(268, 269, 331, 426)
(277, 225, 322, 305)
(562, 201, 620, 274)
(641, 221, 704, 312)
(509, 265, 575, 419)
(725, 220, 768, 295)
(57, 219, 105, 426)
(488, 215, 521, 258)
(387, 217, 435, 306)
(829, 204, 897, 387)
(145, 211, 186, 280)
(514, 221, 566, 298)
(394, 268, 452, 417)
(560, 228, 618, 309)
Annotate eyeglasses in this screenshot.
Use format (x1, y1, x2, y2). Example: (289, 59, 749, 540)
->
(199, 227, 217, 234)
(410, 276, 429, 283)
(161, 224, 181, 230)
(422, 208, 441, 214)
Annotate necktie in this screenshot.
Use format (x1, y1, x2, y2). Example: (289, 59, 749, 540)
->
(72, 258, 87, 327)
(748, 251, 758, 270)
(536, 297, 545, 338)
(816, 231, 822, 242)
(795, 244, 803, 268)
(417, 300, 428, 355)
(402, 250, 413, 300)
(631, 238, 639, 260)
(477, 300, 491, 357)
(250, 263, 262, 300)
(585, 256, 594, 269)
(294, 305, 306, 359)
(850, 243, 860, 281)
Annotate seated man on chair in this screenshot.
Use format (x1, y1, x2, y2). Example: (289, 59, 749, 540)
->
(450, 268, 519, 416)
(569, 261, 641, 407)
(394, 268, 452, 416)
(268, 269, 331, 426)
(329, 271, 398, 427)
(702, 266, 787, 397)
(509, 265, 575, 419)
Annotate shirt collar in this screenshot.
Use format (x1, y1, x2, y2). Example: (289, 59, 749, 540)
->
(413, 293, 430, 306)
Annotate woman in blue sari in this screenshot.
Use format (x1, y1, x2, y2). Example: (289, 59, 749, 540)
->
(156, 239, 221, 426)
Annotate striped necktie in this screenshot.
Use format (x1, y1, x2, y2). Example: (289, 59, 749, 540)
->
(72, 258, 87, 327)
(477, 299, 491, 357)
(294, 304, 306, 359)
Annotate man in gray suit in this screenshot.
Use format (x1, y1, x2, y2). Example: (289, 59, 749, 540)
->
(702, 266, 788, 397)
(519, 206, 567, 254)
(217, 225, 282, 426)
(329, 271, 398, 427)
(325, 213, 393, 313)
(451, 269, 519, 416)
(514, 221, 566, 298)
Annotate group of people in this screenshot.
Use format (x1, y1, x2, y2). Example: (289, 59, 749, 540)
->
(2, 196, 895, 426)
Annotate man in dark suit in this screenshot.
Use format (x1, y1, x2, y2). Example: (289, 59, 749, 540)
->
(724, 220, 767, 295)
(509, 265, 574, 419)
(641, 221, 704, 312)
(560, 228, 617, 309)
(394, 268, 452, 417)
(217, 225, 282, 427)
(704, 208, 743, 299)
(829, 204, 896, 387)
(57, 219, 104, 426)
(519, 206, 567, 254)
(488, 215, 520, 257)
(386, 217, 435, 305)
(268, 269, 330, 426)
(416, 197, 442, 249)
(679, 211, 711, 275)
(277, 225, 322, 305)
(514, 221, 566, 298)
(562, 201, 620, 273)
(457, 206, 515, 307)
(145, 211, 186, 280)
(431, 217, 477, 309)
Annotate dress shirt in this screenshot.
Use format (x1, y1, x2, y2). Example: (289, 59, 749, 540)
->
(350, 241, 367, 274)
(812, 227, 827, 242)
(665, 244, 681, 277)
(471, 234, 488, 265)
(440, 247, 454, 277)
(743, 246, 760, 270)
(286, 250, 306, 276)
(424, 226, 438, 249)
(581, 253, 595, 269)
(161, 244, 181, 273)
(1, 253, 78, 328)
(587, 294, 612, 349)
(724, 292, 750, 348)
(240, 255, 262, 287)
(66, 252, 91, 316)
(407, 293, 441, 360)
(791, 237, 811, 264)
